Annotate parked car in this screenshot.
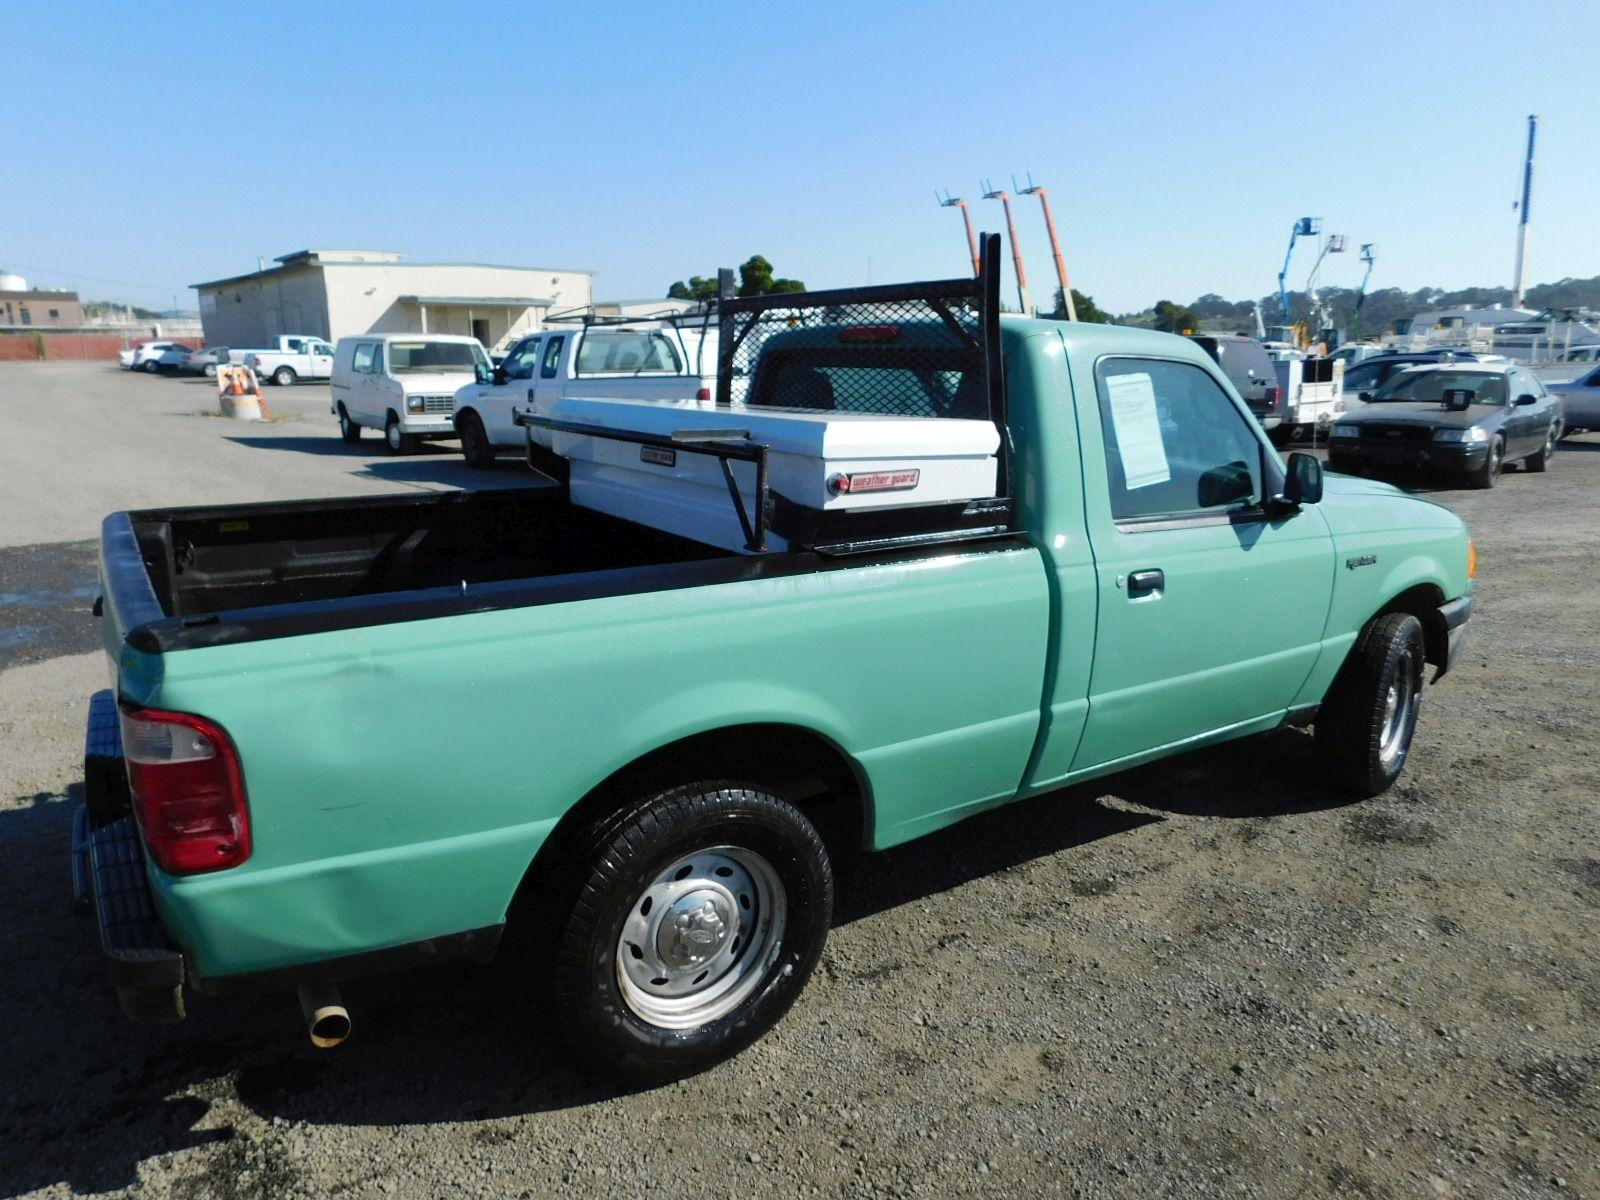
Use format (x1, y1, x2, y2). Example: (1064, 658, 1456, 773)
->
(1548, 362, 1600, 435)
(76, 264, 1473, 1080)
(453, 323, 718, 469)
(1186, 335, 1281, 430)
(1340, 351, 1481, 400)
(1328, 362, 1562, 488)
(330, 333, 488, 453)
(182, 347, 231, 378)
(130, 342, 193, 374)
(228, 336, 326, 371)
(245, 337, 334, 386)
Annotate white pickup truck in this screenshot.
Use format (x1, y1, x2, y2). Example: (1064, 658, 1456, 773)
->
(235, 336, 335, 386)
(452, 322, 717, 468)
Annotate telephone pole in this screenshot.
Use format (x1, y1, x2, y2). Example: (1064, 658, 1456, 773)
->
(1511, 114, 1537, 308)
(1017, 174, 1075, 320)
(981, 179, 1031, 314)
(935, 190, 981, 277)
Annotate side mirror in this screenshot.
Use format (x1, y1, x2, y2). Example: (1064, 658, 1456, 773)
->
(1515, 393, 1538, 406)
(1358, 390, 1373, 403)
(1197, 460, 1255, 508)
(1284, 451, 1323, 505)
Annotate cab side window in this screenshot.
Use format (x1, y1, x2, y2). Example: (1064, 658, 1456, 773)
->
(352, 343, 377, 374)
(541, 336, 565, 379)
(1096, 358, 1263, 522)
(502, 338, 541, 381)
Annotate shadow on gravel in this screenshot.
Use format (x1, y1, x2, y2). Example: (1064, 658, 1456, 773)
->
(1, 729, 1363, 1193)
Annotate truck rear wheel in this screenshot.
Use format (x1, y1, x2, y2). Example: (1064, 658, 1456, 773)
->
(273, 366, 297, 387)
(546, 782, 832, 1081)
(337, 404, 361, 444)
(1315, 612, 1425, 797)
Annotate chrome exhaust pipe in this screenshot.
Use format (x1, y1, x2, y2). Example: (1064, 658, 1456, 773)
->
(297, 982, 351, 1049)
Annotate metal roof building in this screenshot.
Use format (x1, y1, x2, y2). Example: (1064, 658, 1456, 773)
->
(191, 249, 594, 351)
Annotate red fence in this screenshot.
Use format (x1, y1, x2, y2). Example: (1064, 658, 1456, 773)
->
(0, 333, 202, 362)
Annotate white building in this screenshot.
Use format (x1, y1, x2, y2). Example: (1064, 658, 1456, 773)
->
(192, 249, 594, 351)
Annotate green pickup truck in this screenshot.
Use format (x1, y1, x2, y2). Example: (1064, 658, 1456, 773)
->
(75, 245, 1473, 1079)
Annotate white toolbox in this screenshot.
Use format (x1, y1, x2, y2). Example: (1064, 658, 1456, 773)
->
(545, 395, 1001, 553)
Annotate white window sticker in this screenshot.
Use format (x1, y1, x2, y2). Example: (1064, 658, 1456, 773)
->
(1105, 372, 1171, 489)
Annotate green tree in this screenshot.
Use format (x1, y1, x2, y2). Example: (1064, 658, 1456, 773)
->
(1053, 287, 1111, 323)
(668, 256, 805, 301)
(1152, 299, 1200, 334)
(667, 276, 719, 302)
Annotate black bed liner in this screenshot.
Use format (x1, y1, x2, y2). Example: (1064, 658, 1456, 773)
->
(102, 484, 1031, 655)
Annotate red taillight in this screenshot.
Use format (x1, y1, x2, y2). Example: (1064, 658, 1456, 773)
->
(119, 704, 251, 875)
(839, 324, 901, 343)
(695, 387, 712, 401)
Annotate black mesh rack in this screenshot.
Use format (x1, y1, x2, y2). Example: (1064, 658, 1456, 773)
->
(517, 234, 1012, 556)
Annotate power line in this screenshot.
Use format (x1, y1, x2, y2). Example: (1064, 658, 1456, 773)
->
(0, 258, 188, 294)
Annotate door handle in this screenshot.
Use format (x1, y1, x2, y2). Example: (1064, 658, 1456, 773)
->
(1127, 569, 1164, 597)
(527, 387, 536, 401)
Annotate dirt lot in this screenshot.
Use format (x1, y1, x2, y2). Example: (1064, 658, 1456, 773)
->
(2, 362, 1597, 1198)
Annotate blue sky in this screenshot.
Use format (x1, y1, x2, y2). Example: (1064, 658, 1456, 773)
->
(6, 1, 1598, 314)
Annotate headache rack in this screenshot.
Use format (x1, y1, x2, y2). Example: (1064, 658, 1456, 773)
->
(514, 233, 1010, 557)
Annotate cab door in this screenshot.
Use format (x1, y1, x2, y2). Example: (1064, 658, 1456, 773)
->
(1070, 355, 1335, 772)
(528, 333, 568, 417)
(473, 336, 541, 445)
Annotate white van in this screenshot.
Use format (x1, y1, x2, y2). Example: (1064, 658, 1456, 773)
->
(451, 322, 717, 468)
(330, 334, 490, 454)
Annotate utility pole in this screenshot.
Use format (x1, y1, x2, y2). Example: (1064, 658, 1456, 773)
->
(1511, 113, 1537, 308)
(981, 179, 1030, 314)
(1351, 244, 1375, 338)
(1017, 173, 1075, 320)
(1277, 217, 1320, 323)
(936, 189, 981, 278)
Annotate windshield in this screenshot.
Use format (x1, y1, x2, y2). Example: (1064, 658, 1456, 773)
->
(387, 341, 489, 374)
(1373, 370, 1507, 406)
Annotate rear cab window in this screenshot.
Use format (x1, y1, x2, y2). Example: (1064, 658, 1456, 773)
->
(574, 330, 683, 375)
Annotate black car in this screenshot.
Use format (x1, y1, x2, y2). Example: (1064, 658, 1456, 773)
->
(1340, 351, 1481, 400)
(1327, 364, 1563, 489)
(1187, 335, 1280, 427)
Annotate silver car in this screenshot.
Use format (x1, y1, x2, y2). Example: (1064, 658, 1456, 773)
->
(1548, 362, 1600, 435)
(183, 346, 231, 378)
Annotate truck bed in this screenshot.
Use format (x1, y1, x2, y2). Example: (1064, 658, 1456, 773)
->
(106, 485, 732, 650)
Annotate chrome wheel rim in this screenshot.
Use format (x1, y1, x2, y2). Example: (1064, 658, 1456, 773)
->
(616, 845, 785, 1031)
(1378, 647, 1420, 768)
(387, 422, 401, 450)
(1489, 440, 1503, 477)
(1546, 428, 1557, 457)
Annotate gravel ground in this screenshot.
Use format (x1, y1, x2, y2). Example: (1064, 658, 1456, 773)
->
(1, 363, 1596, 1198)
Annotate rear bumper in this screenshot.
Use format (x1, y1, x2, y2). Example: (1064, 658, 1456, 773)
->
(75, 688, 501, 1023)
(1437, 594, 1472, 681)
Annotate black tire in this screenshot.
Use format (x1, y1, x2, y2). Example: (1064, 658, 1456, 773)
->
(142, 359, 160, 374)
(546, 782, 833, 1081)
(1315, 612, 1426, 798)
(337, 404, 361, 444)
(1525, 422, 1558, 472)
(203, 363, 217, 379)
(384, 414, 416, 455)
(1469, 434, 1504, 489)
(459, 411, 494, 469)
(273, 366, 297, 387)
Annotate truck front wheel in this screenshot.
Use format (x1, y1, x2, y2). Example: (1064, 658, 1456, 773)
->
(546, 782, 833, 1081)
(1315, 612, 1426, 797)
(458, 411, 494, 469)
(384, 414, 417, 455)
